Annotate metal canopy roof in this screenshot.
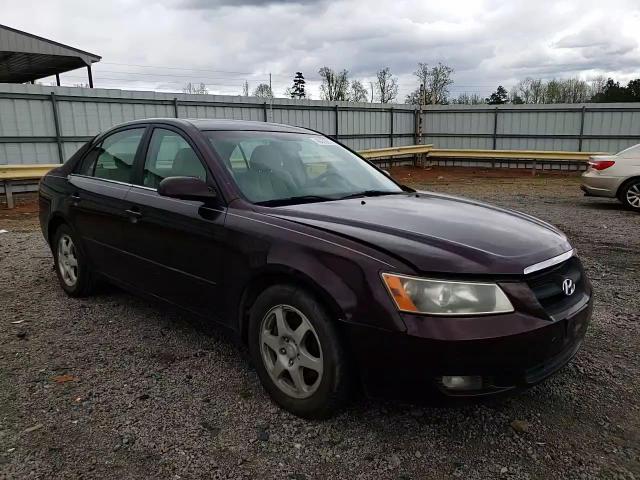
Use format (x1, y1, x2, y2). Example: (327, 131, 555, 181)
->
(0, 24, 101, 83)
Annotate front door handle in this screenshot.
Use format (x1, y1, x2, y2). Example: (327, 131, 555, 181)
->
(70, 192, 81, 205)
(125, 207, 143, 223)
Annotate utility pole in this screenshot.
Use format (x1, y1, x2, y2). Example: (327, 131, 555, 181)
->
(370, 81, 374, 103)
(417, 83, 425, 167)
(268, 73, 273, 123)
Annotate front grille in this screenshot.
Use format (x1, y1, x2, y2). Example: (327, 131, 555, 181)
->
(526, 256, 588, 320)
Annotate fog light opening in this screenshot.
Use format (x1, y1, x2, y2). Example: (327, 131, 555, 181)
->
(441, 375, 483, 391)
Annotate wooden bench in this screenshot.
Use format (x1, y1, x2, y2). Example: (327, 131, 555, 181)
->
(0, 164, 58, 209)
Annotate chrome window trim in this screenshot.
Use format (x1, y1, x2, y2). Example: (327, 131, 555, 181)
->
(69, 173, 133, 188)
(524, 249, 575, 275)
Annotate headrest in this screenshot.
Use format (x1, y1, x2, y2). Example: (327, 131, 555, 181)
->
(250, 145, 282, 171)
(173, 148, 204, 178)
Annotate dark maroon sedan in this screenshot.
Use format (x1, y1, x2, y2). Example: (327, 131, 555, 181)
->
(39, 119, 592, 418)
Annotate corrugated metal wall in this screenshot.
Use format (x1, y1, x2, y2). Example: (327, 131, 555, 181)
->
(421, 104, 640, 152)
(0, 84, 415, 165)
(2, 83, 640, 166)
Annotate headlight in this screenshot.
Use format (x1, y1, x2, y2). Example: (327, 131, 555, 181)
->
(382, 273, 514, 316)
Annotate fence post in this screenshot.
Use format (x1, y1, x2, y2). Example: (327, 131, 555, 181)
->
(50, 92, 64, 164)
(173, 98, 179, 118)
(578, 105, 586, 152)
(389, 107, 394, 147)
(334, 104, 340, 139)
(492, 107, 499, 150)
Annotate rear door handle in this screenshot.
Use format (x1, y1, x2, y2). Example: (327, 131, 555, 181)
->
(70, 192, 81, 205)
(125, 207, 143, 223)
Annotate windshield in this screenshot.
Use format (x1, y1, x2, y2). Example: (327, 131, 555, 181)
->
(204, 130, 403, 205)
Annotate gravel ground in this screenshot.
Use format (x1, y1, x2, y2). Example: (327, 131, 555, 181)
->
(1, 168, 639, 479)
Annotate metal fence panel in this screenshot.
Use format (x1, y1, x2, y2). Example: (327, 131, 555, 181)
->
(2, 84, 640, 167)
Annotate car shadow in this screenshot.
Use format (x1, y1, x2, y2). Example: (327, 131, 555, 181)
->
(90, 281, 572, 426)
(581, 202, 626, 211)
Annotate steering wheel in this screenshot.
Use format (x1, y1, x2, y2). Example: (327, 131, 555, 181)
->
(310, 170, 353, 189)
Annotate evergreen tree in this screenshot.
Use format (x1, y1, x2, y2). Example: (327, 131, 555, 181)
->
(290, 72, 306, 99)
(487, 86, 508, 104)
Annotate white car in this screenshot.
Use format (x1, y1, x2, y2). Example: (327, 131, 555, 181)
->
(581, 144, 640, 211)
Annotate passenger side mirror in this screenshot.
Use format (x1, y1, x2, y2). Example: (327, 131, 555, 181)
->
(382, 169, 392, 177)
(157, 176, 217, 201)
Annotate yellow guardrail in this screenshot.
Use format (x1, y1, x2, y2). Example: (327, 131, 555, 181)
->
(359, 144, 433, 159)
(0, 164, 59, 180)
(0, 146, 602, 209)
(428, 148, 603, 161)
(1, 164, 58, 209)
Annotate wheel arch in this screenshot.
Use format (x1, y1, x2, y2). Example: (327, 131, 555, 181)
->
(237, 266, 346, 345)
(47, 213, 70, 248)
(616, 176, 640, 200)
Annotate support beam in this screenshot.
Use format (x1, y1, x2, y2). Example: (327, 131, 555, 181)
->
(578, 105, 586, 152)
(3, 180, 14, 209)
(50, 92, 64, 164)
(87, 65, 94, 88)
(389, 107, 394, 147)
(492, 107, 499, 150)
(55, 74, 60, 86)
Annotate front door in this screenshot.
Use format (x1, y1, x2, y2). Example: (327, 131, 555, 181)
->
(121, 126, 227, 319)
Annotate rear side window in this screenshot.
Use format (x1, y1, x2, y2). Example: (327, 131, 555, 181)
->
(81, 129, 145, 183)
(142, 128, 207, 188)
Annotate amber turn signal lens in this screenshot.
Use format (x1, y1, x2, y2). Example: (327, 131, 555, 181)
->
(382, 273, 418, 312)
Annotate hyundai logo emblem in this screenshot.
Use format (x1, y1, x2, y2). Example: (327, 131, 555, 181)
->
(562, 278, 576, 296)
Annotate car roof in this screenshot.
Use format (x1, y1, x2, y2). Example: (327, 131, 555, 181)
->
(111, 118, 317, 134)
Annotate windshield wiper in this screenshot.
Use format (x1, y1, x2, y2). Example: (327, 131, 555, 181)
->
(256, 195, 336, 207)
(338, 190, 403, 200)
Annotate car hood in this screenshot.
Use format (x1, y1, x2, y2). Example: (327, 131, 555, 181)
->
(266, 192, 572, 275)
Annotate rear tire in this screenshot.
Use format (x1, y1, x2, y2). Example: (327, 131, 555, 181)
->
(248, 284, 351, 419)
(620, 179, 640, 211)
(52, 224, 95, 297)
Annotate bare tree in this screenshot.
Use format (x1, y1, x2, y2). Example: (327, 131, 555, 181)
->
(408, 62, 454, 104)
(513, 77, 592, 104)
(242, 81, 249, 96)
(318, 67, 350, 101)
(451, 93, 485, 105)
(349, 80, 369, 102)
(183, 82, 208, 94)
(253, 83, 273, 98)
(589, 75, 608, 98)
(425, 63, 454, 104)
(529, 79, 547, 104)
(375, 67, 398, 103)
(413, 63, 430, 93)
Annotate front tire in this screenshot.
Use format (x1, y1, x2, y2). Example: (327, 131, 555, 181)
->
(248, 285, 351, 419)
(620, 179, 640, 211)
(52, 224, 95, 297)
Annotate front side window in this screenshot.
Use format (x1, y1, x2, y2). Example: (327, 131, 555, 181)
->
(205, 131, 402, 204)
(86, 128, 144, 183)
(143, 129, 207, 188)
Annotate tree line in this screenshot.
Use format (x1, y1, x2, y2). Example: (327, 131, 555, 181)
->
(184, 68, 640, 105)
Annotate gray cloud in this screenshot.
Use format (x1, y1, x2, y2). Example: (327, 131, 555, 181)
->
(2, 0, 639, 99)
(180, 0, 324, 7)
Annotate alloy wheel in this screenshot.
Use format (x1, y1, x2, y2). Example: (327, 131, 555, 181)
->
(57, 234, 79, 287)
(626, 183, 640, 208)
(259, 304, 323, 399)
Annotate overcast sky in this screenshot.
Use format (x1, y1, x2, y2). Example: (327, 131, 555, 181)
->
(2, 0, 640, 101)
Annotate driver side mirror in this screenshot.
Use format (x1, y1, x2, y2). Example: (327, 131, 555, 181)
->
(157, 176, 217, 201)
(382, 169, 391, 177)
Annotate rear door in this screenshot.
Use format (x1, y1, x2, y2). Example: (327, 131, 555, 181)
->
(67, 126, 147, 281)
(121, 126, 227, 319)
